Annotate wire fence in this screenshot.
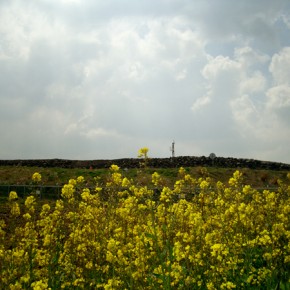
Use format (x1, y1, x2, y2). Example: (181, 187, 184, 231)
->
(0, 184, 63, 200)
(0, 184, 280, 201)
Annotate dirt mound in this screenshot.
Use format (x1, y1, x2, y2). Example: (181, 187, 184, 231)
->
(0, 156, 289, 170)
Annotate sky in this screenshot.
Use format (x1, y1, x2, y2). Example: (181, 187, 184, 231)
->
(1, 0, 290, 163)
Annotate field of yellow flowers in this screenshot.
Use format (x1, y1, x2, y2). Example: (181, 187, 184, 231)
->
(1, 155, 290, 289)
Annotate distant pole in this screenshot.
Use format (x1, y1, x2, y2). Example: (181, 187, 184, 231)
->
(170, 140, 175, 158)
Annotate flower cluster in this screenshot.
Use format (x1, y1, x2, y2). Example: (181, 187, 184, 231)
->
(138, 147, 149, 168)
(138, 147, 149, 158)
(1, 168, 290, 289)
(32, 172, 42, 183)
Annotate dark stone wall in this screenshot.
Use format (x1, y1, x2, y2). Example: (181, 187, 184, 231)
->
(0, 156, 289, 170)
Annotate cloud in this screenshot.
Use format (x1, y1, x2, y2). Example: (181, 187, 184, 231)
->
(190, 43, 290, 161)
(266, 85, 290, 125)
(265, 47, 290, 128)
(0, 0, 290, 162)
(269, 47, 290, 85)
(195, 0, 289, 41)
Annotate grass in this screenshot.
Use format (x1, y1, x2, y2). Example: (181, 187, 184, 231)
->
(0, 165, 287, 188)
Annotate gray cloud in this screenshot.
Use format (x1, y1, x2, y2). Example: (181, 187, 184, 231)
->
(0, 0, 290, 162)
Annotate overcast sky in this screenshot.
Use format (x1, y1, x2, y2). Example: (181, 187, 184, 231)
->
(1, 0, 290, 163)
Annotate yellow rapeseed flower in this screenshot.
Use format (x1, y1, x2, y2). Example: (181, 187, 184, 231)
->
(32, 172, 42, 182)
(61, 183, 75, 199)
(178, 167, 186, 176)
(10, 202, 20, 216)
(110, 164, 120, 172)
(2, 164, 290, 289)
(200, 180, 209, 190)
(8, 191, 18, 201)
(152, 172, 161, 186)
(95, 187, 102, 193)
(23, 213, 32, 220)
(221, 281, 236, 289)
(68, 178, 76, 186)
(30, 279, 50, 290)
(25, 195, 36, 211)
(81, 188, 91, 201)
(122, 177, 131, 187)
(76, 176, 85, 183)
(138, 147, 149, 158)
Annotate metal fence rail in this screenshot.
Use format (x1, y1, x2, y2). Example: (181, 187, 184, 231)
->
(0, 184, 63, 199)
(0, 184, 280, 201)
